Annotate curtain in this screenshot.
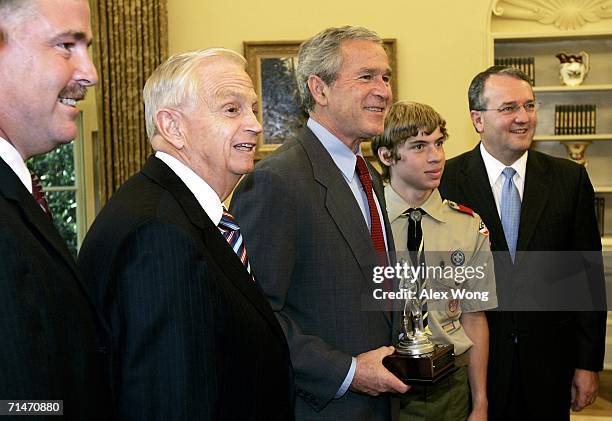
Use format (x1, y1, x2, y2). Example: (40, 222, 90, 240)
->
(91, 0, 168, 204)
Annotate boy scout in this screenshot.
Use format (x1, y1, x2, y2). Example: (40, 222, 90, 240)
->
(372, 101, 497, 420)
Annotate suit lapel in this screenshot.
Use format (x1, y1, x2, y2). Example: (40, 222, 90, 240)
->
(456, 146, 550, 267)
(0, 159, 109, 332)
(459, 146, 508, 252)
(370, 159, 395, 255)
(0, 159, 79, 276)
(297, 128, 391, 324)
(141, 156, 286, 341)
(517, 152, 550, 254)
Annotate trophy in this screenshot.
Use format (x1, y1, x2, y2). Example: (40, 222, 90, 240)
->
(383, 259, 455, 384)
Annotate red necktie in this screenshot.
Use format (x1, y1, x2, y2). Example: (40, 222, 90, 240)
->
(355, 155, 387, 266)
(30, 172, 52, 218)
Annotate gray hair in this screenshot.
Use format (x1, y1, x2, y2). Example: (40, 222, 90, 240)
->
(297, 26, 383, 112)
(143, 48, 247, 139)
(468, 65, 533, 111)
(0, 0, 36, 42)
(0, 0, 33, 15)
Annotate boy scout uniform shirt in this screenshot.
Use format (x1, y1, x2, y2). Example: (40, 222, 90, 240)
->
(385, 187, 498, 358)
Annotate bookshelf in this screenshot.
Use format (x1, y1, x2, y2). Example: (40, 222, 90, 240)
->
(489, 0, 612, 369)
(533, 84, 612, 93)
(492, 31, 612, 244)
(534, 134, 612, 142)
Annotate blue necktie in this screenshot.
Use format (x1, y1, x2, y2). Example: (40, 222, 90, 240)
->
(501, 167, 521, 261)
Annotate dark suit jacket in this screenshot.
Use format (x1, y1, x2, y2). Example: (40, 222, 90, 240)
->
(0, 159, 110, 420)
(77, 156, 294, 421)
(439, 145, 606, 420)
(231, 127, 398, 421)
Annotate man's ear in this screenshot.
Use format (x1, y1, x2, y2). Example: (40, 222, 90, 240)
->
(377, 147, 394, 167)
(470, 110, 484, 134)
(155, 108, 185, 150)
(307, 75, 329, 106)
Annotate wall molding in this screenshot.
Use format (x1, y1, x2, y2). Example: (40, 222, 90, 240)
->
(492, 0, 612, 30)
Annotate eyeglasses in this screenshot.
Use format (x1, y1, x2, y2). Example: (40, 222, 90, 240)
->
(475, 101, 539, 116)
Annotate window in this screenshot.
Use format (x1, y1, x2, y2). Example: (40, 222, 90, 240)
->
(27, 114, 87, 257)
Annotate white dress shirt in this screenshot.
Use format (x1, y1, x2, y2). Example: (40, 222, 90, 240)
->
(0, 136, 32, 193)
(479, 142, 527, 218)
(155, 151, 223, 224)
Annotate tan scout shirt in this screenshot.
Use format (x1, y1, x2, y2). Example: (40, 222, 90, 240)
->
(385, 187, 498, 356)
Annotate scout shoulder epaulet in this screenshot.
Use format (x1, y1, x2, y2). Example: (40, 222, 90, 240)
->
(446, 200, 474, 216)
(478, 220, 489, 236)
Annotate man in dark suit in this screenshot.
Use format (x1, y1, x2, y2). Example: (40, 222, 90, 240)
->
(439, 65, 606, 420)
(78, 49, 294, 420)
(231, 26, 408, 421)
(0, 1, 110, 419)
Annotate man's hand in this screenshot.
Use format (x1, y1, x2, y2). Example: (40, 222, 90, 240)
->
(349, 346, 409, 396)
(571, 369, 599, 411)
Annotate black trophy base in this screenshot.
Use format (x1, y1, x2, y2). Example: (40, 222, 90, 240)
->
(383, 344, 455, 385)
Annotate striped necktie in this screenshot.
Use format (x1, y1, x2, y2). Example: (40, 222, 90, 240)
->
(218, 209, 253, 279)
(30, 172, 52, 218)
(404, 208, 428, 329)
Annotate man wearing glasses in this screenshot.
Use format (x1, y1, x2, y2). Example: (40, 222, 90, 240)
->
(440, 65, 606, 420)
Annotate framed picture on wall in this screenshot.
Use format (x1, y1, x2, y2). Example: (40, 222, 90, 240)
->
(244, 39, 397, 160)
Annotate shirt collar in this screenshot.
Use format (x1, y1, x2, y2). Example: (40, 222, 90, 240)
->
(155, 151, 223, 225)
(479, 142, 527, 186)
(307, 118, 362, 181)
(0, 136, 32, 193)
(419, 189, 445, 222)
(385, 186, 446, 224)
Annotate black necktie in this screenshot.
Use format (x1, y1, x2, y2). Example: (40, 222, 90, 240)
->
(403, 208, 428, 328)
(404, 208, 426, 267)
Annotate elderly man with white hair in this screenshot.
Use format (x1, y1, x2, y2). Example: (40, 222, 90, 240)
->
(78, 48, 294, 421)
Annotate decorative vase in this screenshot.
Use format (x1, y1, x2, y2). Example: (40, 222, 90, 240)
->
(556, 51, 590, 87)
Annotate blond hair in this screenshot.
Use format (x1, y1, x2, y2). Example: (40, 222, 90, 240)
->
(372, 101, 448, 182)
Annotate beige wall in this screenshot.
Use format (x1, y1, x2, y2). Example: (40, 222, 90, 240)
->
(167, 0, 495, 159)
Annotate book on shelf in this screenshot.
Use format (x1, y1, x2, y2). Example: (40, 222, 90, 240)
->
(554, 104, 596, 135)
(494, 56, 535, 86)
